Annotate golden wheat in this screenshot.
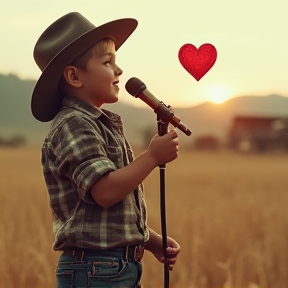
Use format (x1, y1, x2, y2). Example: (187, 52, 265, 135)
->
(0, 147, 287, 288)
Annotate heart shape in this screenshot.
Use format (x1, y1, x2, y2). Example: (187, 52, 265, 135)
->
(178, 43, 217, 81)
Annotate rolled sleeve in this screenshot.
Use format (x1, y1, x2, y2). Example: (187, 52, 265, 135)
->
(53, 116, 118, 204)
(74, 158, 117, 203)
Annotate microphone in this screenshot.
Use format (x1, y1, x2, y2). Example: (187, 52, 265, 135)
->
(125, 77, 192, 136)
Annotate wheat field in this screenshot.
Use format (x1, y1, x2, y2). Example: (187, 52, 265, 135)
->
(0, 147, 287, 288)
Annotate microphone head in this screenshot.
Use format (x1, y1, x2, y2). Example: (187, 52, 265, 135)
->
(125, 77, 146, 97)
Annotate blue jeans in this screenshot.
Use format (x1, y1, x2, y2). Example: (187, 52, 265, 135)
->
(56, 247, 142, 288)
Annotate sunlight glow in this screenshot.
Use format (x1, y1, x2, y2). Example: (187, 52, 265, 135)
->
(207, 84, 232, 104)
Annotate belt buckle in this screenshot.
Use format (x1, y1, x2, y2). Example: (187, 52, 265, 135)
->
(134, 245, 144, 262)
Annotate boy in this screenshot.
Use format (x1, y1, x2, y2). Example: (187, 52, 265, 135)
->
(31, 12, 180, 288)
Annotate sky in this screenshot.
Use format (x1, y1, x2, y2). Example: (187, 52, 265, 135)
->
(1, 0, 288, 108)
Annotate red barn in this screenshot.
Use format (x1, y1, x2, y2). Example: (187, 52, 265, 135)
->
(229, 115, 288, 152)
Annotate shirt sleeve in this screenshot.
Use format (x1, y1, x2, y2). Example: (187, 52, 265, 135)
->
(52, 115, 118, 204)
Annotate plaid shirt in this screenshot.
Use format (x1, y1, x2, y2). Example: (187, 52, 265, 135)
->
(41, 96, 149, 251)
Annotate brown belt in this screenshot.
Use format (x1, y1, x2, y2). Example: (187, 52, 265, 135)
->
(62, 244, 144, 263)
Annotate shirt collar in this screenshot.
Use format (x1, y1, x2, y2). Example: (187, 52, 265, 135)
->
(62, 95, 123, 124)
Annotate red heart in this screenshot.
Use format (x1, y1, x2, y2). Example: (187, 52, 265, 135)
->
(178, 43, 217, 81)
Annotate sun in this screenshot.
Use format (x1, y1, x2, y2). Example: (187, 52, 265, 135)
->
(207, 84, 232, 104)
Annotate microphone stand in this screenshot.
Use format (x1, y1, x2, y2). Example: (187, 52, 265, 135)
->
(157, 118, 169, 288)
(155, 103, 174, 288)
(153, 101, 191, 288)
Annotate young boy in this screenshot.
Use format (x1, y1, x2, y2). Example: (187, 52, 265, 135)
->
(31, 12, 180, 288)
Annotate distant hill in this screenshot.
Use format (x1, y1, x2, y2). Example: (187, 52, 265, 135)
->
(0, 74, 50, 145)
(1, 73, 288, 147)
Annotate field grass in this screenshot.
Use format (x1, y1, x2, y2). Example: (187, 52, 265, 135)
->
(0, 147, 287, 288)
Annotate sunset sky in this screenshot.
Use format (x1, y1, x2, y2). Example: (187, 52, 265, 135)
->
(1, 0, 288, 108)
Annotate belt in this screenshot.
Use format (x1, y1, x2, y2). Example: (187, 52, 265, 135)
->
(62, 245, 145, 263)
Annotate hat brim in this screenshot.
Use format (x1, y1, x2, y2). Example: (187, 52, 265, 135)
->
(31, 18, 137, 122)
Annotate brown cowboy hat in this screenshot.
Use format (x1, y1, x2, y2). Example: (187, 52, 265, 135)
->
(31, 12, 138, 122)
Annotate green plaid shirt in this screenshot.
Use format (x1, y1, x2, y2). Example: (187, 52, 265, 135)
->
(41, 96, 149, 251)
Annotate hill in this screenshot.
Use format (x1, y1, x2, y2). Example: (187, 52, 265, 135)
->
(1, 73, 288, 147)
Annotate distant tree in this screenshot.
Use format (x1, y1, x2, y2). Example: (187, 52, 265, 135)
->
(0, 134, 26, 147)
(194, 135, 220, 150)
(8, 135, 26, 147)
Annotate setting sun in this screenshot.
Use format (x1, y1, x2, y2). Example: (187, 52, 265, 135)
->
(207, 84, 232, 104)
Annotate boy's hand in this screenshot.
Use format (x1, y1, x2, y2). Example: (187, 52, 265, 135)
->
(150, 236, 181, 271)
(147, 130, 179, 166)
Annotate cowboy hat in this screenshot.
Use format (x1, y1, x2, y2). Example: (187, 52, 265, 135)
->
(31, 12, 138, 122)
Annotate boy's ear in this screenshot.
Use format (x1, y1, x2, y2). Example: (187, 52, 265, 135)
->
(63, 66, 83, 88)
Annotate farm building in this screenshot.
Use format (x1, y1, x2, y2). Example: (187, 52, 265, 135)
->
(229, 115, 288, 152)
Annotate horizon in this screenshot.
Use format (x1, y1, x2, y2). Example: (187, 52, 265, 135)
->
(1, 71, 288, 148)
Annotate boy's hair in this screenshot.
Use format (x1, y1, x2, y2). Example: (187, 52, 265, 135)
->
(58, 37, 114, 94)
(71, 37, 114, 71)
